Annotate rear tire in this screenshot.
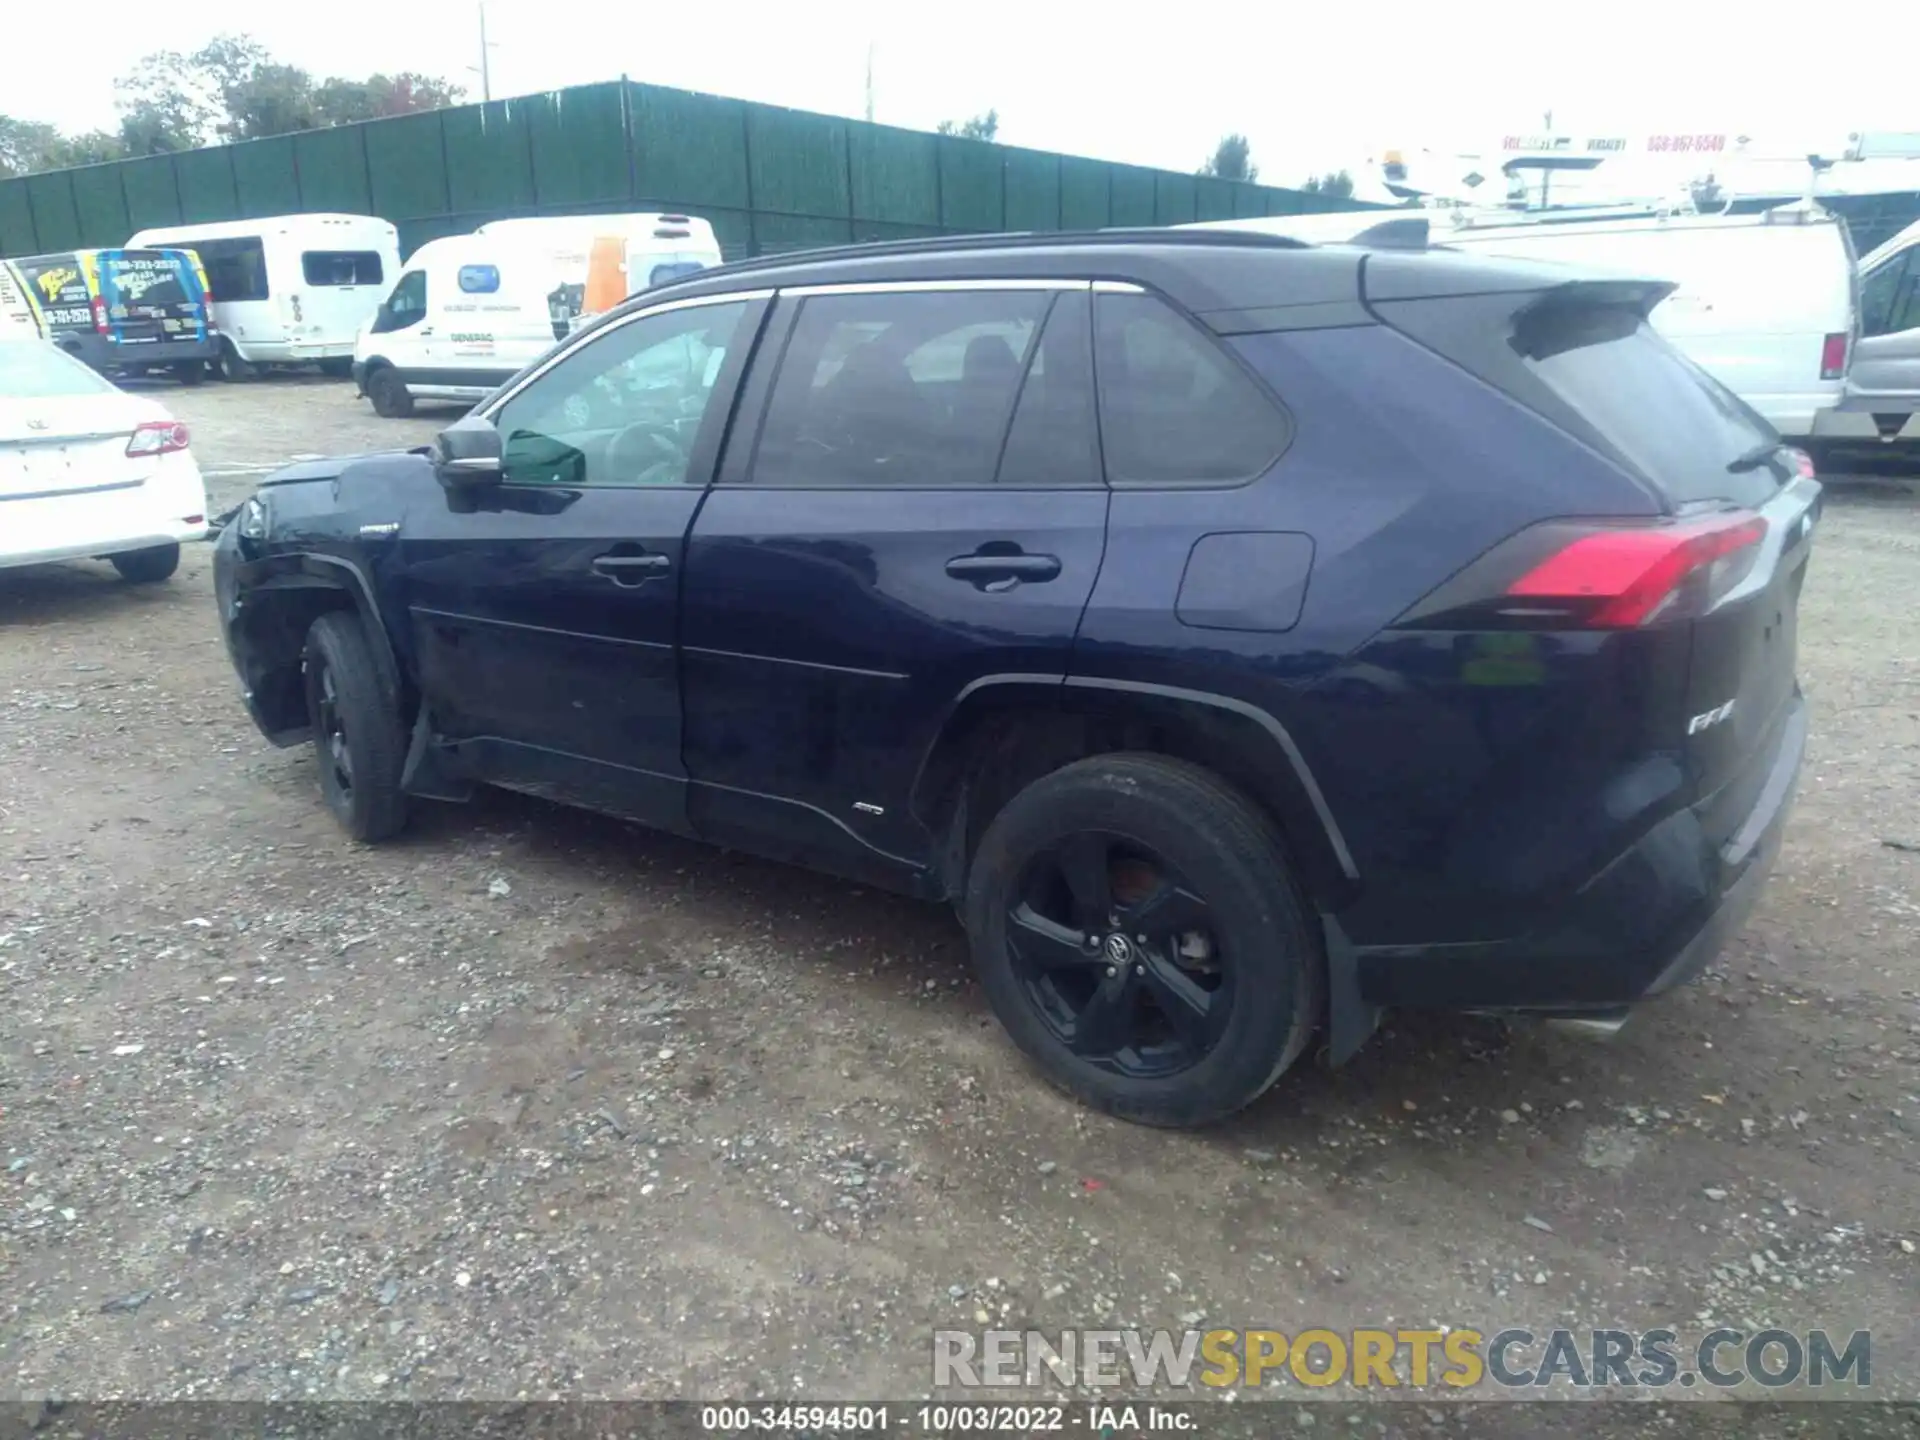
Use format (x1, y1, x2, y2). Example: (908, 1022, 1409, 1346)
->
(173, 360, 205, 386)
(217, 340, 254, 383)
(319, 357, 354, 378)
(365, 365, 414, 418)
(110, 543, 180, 583)
(964, 753, 1322, 1128)
(302, 611, 408, 842)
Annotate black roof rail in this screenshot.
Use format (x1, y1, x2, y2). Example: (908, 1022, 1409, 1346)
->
(646, 225, 1312, 293)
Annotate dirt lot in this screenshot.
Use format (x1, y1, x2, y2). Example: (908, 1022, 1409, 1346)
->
(3, 377, 1918, 1416)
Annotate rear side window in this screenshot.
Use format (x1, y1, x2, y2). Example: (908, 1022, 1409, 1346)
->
(1093, 292, 1290, 485)
(996, 290, 1100, 487)
(303, 250, 385, 287)
(189, 236, 270, 303)
(749, 288, 1049, 487)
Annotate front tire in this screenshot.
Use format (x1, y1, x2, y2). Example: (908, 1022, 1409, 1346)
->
(110, 543, 180, 583)
(365, 365, 414, 418)
(964, 753, 1322, 1128)
(302, 611, 408, 842)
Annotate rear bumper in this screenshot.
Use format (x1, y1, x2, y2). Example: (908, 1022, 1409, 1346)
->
(0, 454, 210, 571)
(1353, 692, 1806, 1013)
(1811, 402, 1920, 443)
(109, 337, 218, 368)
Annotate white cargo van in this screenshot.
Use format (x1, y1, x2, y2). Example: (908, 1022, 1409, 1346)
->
(1815, 216, 1920, 452)
(1191, 206, 1858, 445)
(127, 213, 400, 381)
(353, 214, 722, 418)
(476, 212, 722, 296)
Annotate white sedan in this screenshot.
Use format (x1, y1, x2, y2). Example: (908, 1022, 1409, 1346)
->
(0, 339, 208, 583)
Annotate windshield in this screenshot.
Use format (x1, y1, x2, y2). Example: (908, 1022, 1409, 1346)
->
(0, 341, 115, 398)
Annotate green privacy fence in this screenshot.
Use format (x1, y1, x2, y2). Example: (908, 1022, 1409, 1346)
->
(0, 79, 1376, 262)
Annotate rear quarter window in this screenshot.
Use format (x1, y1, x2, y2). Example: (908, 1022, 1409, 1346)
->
(1092, 292, 1290, 486)
(1377, 291, 1785, 507)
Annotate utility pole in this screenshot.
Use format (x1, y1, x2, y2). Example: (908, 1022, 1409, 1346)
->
(479, 1, 493, 103)
(864, 42, 875, 123)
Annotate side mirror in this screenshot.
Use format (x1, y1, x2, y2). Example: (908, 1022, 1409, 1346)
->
(433, 413, 503, 489)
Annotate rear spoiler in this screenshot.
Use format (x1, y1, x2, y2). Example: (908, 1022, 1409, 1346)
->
(1364, 248, 1677, 311)
(1526, 277, 1678, 320)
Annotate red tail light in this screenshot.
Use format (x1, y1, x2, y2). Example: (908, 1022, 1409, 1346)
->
(126, 420, 190, 457)
(1820, 331, 1849, 380)
(1397, 513, 1770, 631)
(1782, 445, 1817, 478)
(91, 297, 109, 334)
(1506, 515, 1767, 627)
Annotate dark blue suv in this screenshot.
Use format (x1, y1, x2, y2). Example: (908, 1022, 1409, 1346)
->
(213, 227, 1818, 1127)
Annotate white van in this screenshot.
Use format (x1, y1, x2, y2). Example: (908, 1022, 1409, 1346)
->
(1191, 206, 1858, 445)
(353, 215, 722, 418)
(1815, 216, 1920, 452)
(126, 213, 400, 381)
(476, 213, 722, 297)
(0, 262, 46, 340)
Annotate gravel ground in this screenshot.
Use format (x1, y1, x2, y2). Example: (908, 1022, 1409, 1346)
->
(3, 376, 1918, 1413)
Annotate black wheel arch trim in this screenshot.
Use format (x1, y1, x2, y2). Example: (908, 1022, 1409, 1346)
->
(908, 672, 1359, 883)
(239, 551, 406, 716)
(1061, 677, 1358, 880)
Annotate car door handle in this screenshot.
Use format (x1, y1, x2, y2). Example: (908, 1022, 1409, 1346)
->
(945, 552, 1063, 586)
(592, 551, 672, 586)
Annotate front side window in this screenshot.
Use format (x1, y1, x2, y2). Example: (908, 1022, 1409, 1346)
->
(750, 289, 1050, 487)
(303, 250, 385, 287)
(371, 270, 427, 333)
(1860, 251, 1911, 337)
(491, 299, 750, 488)
(1093, 292, 1290, 486)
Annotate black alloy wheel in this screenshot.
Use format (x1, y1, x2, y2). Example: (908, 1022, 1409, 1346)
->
(1006, 832, 1228, 1079)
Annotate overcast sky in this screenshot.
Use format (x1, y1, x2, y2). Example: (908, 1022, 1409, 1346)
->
(3, 0, 1909, 190)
